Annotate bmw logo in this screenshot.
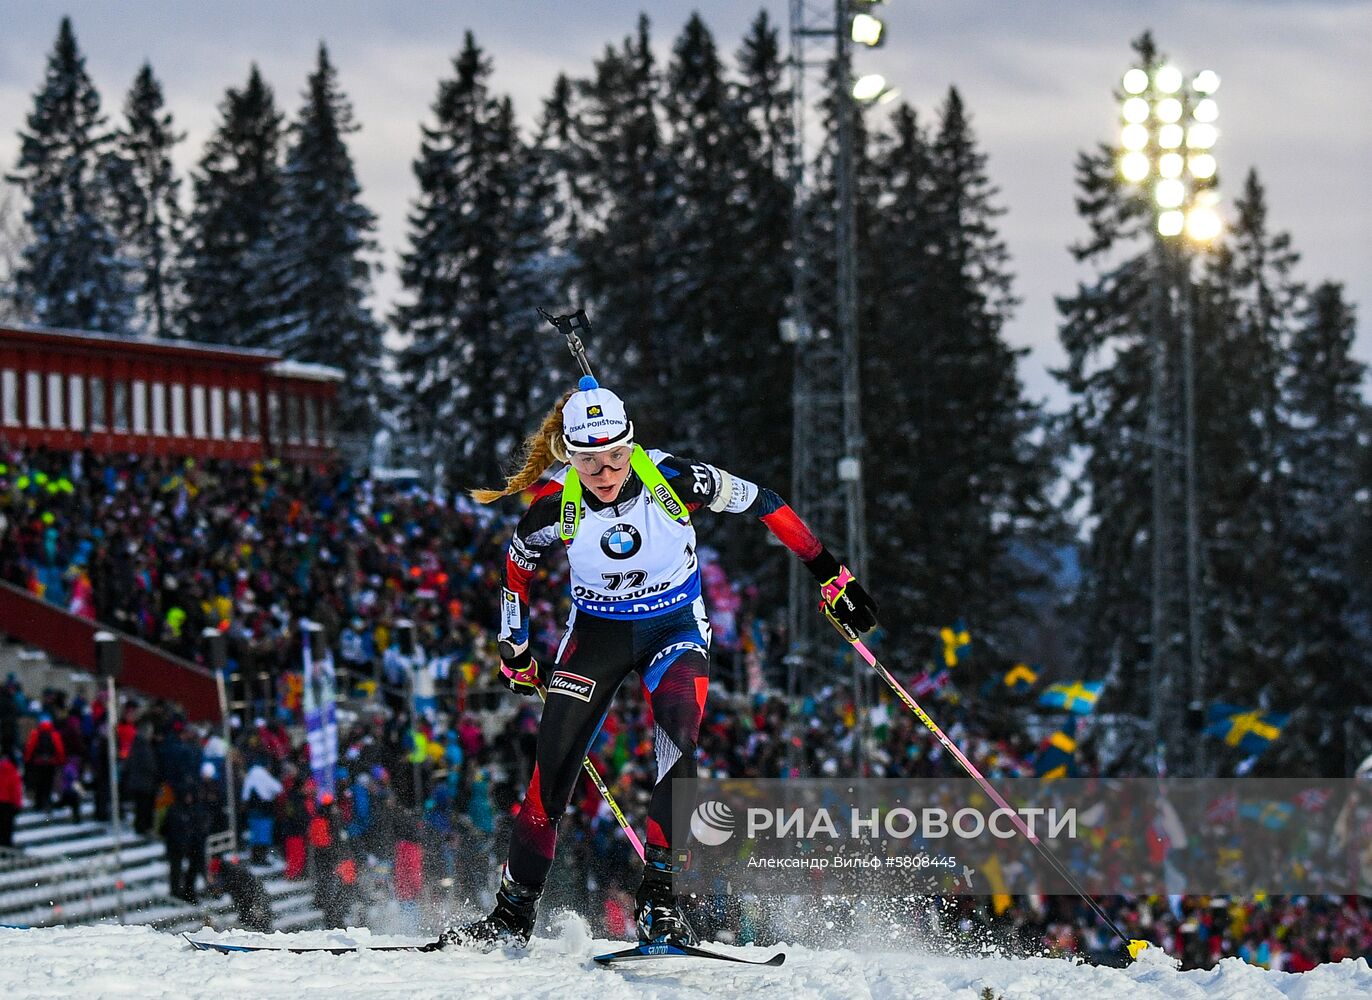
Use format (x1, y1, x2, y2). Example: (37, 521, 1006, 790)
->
(601, 523, 641, 560)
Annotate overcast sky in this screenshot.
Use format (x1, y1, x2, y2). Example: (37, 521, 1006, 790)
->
(1, 1, 1368, 406)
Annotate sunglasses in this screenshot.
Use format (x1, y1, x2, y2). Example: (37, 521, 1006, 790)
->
(570, 446, 632, 476)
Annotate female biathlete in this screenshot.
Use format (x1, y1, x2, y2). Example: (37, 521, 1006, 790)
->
(446, 375, 877, 949)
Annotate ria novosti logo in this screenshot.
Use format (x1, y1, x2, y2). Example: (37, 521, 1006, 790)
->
(690, 800, 736, 846)
(691, 800, 1078, 846)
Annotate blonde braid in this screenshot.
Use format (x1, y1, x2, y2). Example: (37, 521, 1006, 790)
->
(469, 390, 574, 504)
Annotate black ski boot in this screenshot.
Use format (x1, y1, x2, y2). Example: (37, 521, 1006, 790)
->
(443, 871, 540, 951)
(634, 845, 697, 946)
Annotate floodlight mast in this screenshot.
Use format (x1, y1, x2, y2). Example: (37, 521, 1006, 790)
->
(1116, 50, 1222, 776)
(786, 0, 887, 769)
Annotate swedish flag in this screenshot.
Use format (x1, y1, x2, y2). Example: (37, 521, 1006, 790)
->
(1038, 680, 1103, 715)
(1238, 800, 1294, 830)
(1203, 704, 1288, 755)
(940, 619, 971, 667)
(1033, 722, 1078, 784)
(1003, 662, 1039, 694)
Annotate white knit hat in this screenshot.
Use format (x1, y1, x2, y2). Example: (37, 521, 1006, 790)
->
(561, 375, 633, 453)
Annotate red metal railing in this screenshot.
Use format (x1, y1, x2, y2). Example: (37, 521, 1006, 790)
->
(0, 581, 221, 721)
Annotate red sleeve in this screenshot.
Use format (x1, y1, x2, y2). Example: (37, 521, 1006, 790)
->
(506, 550, 536, 603)
(760, 504, 823, 562)
(505, 489, 561, 603)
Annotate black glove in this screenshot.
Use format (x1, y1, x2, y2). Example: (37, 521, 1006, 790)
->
(497, 640, 545, 696)
(818, 565, 879, 637)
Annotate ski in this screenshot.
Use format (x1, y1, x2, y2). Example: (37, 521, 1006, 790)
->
(593, 941, 786, 967)
(182, 932, 445, 955)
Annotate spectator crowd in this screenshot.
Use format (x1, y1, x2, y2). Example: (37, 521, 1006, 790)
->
(2, 446, 1371, 971)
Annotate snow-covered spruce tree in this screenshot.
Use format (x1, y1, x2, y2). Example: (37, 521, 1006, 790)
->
(394, 33, 554, 490)
(1352, 403, 1372, 664)
(179, 65, 284, 346)
(260, 45, 385, 436)
(529, 73, 587, 309)
(701, 10, 796, 590)
(494, 95, 565, 465)
(863, 103, 938, 640)
(1193, 171, 1303, 715)
(867, 89, 1057, 660)
(729, 10, 794, 459)
(0, 181, 30, 322)
(571, 15, 674, 419)
(1272, 282, 1368, 770)
(7, 17, 134, 333)
(658, 14, 745, 460)
(105, 62, 184, 338)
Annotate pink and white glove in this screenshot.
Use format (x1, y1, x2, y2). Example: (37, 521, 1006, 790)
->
(819, 565, 879, 636)
(497, 640, 545, 697)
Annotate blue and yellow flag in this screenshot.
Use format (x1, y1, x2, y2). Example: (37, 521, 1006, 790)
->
(1038, 680, 1103, 715)
(981, 854, 1013, 916)
(940, 620, 971, 667)
(1003, 662, 1039, 694)
(1203, 704, 1288, 755)
(1238, 800, 1294, 830)
(1033, 722, 1078, 784)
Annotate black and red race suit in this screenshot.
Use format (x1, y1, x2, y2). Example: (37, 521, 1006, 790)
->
(498, 450, 843, 890)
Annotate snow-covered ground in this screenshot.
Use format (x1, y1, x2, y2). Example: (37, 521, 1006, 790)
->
(3, 917, 1370, 999)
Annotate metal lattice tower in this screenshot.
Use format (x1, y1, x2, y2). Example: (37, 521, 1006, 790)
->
(785, 0, 870, 755)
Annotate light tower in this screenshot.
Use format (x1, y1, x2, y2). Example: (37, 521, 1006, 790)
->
(785, 0, 888, 767)
(1116, 51, 1222, 775)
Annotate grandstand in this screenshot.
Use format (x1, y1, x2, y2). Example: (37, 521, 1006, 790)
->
(0, 322, 1369, 967)
(0, 322, 340, 463)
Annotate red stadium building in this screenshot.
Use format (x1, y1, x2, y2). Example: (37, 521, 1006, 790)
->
(0, 322, 345, 720)
(0, 322, 341, 462)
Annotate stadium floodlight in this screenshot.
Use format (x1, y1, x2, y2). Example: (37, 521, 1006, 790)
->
(1192, 70, 1221, 94)
(1158, 209, 1185, 237)
(1118, 55, 1222, 246)
(1155, 97, 1183, 123)
(1185, 204, 1223, 242)
(1187, 153, 1217, 179)
(1158, 124, 1184, 149)
(1154, 178, 1186, 209)
(1121, 123, 1150, 151)
(851, 13, 884, 47)
(1122, 97, 1150, 123)
(1121, 152, 1151, 182)
(1186, 123, 1218, 149)
(852, 73, 888, 102)
(1154, 65, 1184, 93)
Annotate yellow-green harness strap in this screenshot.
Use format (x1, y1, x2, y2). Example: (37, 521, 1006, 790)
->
(559, 445, 691, 542)
(558, 464, 584, 541)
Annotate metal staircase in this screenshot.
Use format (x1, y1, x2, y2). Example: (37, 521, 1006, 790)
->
(0, 803, 323, 932)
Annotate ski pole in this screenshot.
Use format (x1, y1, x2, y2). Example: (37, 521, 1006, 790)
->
(822, 612, 1149, 961)
(535, 684, 645, 862)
